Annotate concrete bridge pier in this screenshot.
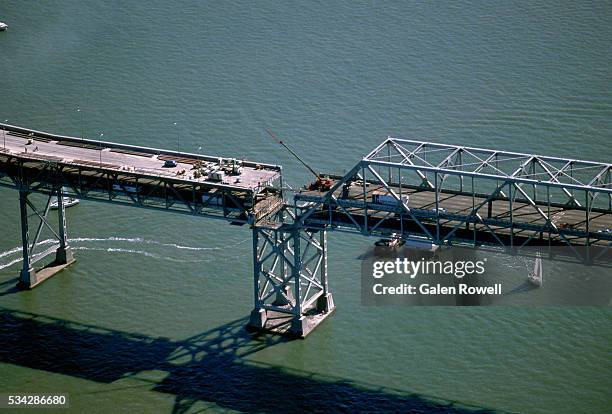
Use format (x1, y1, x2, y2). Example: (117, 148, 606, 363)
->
(17, 187, 75, 289)
(248, 225, 335, 338)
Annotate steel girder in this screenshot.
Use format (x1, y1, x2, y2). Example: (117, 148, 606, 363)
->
(0, 152, 282, 225)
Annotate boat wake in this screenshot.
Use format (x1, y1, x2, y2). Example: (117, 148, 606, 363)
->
(69, 246, 214, 263)
(0, 236, 233, 270)
(0, 239, 60, 270)
(70, 237, 221, 251)
(0, 238, 58, 259)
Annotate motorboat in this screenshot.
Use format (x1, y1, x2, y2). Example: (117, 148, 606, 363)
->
(375, 233, 405, 248)
(50, 197, 80, 210)
(0, 22, 7, 31)
(50, 188, 80, 210)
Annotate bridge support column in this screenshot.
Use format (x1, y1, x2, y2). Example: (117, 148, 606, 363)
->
(18, 190, 36, 286)
(17, 188, 75, 289)
(54, 187, 74, 265)
(248, 225, 335, 338)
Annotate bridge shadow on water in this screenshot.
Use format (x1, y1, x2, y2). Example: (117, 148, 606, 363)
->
(0, 307, 502, 414)
(504, 281, 537, 296)
(0, 278, 20, 297)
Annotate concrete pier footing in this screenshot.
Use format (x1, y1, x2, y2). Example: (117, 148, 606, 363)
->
(17, 258, 75, 290)
(55, 246, 74, 264)
(247, 293, 336, 338)
(17, 247, 75, 290)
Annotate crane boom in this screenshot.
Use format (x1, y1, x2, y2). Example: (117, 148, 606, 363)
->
(266, 129, 320, 179)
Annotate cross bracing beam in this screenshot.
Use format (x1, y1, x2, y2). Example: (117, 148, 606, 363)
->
(365, 138, 612, 193)
(365, 159, 612, 196)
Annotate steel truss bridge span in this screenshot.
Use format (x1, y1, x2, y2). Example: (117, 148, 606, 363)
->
(295, 138, 612, 249)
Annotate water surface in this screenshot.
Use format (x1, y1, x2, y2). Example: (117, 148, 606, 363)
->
(0, 1, 611, 413)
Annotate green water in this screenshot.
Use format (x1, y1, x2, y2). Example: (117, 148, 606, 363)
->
(1, 1, 611, 413)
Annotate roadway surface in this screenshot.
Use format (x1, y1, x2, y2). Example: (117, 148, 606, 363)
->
(0, 129, 279, 191)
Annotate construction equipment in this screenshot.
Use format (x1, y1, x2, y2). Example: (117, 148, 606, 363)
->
(266, 129, 333, 191)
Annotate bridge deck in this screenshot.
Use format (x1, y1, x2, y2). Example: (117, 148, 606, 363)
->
(0, 124, 284, 223)
(1, 126, 280, 192)
(297, 179, 612, 246)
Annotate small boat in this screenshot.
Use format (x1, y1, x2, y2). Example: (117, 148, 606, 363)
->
(50, 197, 80, 210)
(0, 22, 7, 31)
(375, 233, 405, 248)
(527, 254, 543, 287)
(50, 188, 80, 210)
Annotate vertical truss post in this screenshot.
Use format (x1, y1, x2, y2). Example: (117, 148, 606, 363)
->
(509, 181, 514, 248)
(55, 187, 74, 265)
(316, 230, 333, 313)
(495, 154, 499, 190)
(585, 190, 590, 262)
(434, 172, 440, 244)
(608, 169, 611, 211)
(291, 228, 302, 324)
(251, 226, 261, 309)
(398, 167, 402, 199)
(362, 163, 368, 234)
(458, 151, 464, 192)
(387, 143, 392, 183)
(248, 225, 335, 338)
(547, 185, 551, 247)
(472, 176, 476, 246)
(531, 160, 537, 202)
(18, 190, 35, 285)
